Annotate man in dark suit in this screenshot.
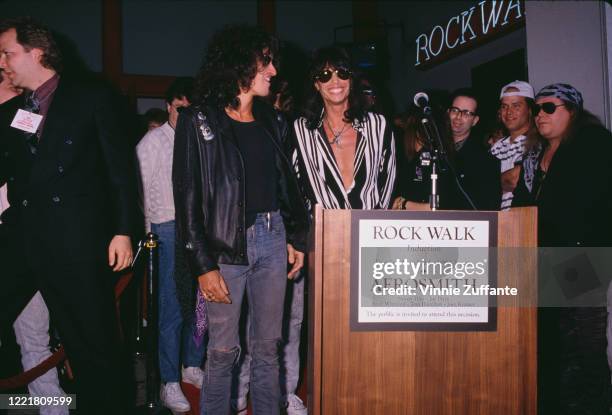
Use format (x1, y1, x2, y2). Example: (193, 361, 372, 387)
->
(0, 17, 135, 414)
(444, 88, 501, 210)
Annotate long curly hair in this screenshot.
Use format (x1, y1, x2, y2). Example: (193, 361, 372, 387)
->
(0, 17, 63, 72)
(302, 46, 366, 130)
(557, 100, 603, 143)
(193, 25, 278, 110)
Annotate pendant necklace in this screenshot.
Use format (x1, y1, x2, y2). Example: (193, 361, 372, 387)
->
(325, 118, 348, 147)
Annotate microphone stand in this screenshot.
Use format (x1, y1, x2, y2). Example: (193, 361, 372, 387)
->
(417, 102, 478, 211)
(420, 112, 446, 211)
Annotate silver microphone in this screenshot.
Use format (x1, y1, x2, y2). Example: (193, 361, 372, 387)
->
(413, 92, 431, 115)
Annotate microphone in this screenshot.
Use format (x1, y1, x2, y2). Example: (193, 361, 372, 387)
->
(413, 92, 431, 115)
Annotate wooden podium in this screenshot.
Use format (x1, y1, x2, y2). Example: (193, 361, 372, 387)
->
(307, 207, 537, 415)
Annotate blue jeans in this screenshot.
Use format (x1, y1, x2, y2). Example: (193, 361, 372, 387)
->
(152, 220, 205, 382)
(234, 271, 305, 404)
(200, 211, 288, 415)
(281, 273, 305, 397)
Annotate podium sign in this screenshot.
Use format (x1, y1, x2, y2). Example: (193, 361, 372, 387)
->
(351, 211, 498, 331)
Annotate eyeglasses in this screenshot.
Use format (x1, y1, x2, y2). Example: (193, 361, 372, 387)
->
(448, 107, 477, 118)
(313, 68, 352, 83)
(535, 102, 566, 115)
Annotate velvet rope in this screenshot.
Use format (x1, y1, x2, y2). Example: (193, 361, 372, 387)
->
(0, 347, 66, 391)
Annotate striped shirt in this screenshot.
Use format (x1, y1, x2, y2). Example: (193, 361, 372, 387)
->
(291, 112, 396, 211)
(490, 135, 526, 210)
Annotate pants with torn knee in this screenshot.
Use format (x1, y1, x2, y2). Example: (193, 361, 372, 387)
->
(200, 211, 287, 415)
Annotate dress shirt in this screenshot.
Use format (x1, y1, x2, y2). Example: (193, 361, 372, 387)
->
(136, 122, 176, 231)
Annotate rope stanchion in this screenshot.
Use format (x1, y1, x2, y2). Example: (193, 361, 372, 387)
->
(135, 232, 169, 414)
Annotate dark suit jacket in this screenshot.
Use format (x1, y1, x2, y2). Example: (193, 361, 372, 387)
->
(0, 77, 136, 266)
(441, 133, 502, 211)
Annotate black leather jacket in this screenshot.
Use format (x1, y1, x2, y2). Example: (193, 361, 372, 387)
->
(172, 99, 309, 277)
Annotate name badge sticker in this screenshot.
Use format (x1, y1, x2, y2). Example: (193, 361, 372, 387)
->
(11, 109, 43, 134)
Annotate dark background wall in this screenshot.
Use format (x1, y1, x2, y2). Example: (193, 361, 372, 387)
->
(378, 1, 526, 111)
(0, 0, 579, 117)
(276, 1, 352, 51)
(1, 0, 103, 72)
(122, 0, 257, 76)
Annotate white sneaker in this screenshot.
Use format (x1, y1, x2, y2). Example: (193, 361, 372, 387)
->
(285, 393, 307, 415)
(181, 365, 204, 389)
(160, 382, 191, 414)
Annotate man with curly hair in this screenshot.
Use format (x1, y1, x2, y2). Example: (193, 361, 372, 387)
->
(172, 25, 308, 415)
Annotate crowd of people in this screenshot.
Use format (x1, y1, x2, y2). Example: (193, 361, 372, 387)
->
(0, 16, 611, 415)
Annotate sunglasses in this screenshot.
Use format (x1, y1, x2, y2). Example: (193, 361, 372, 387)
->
(313, 68, 352, 83)
(535, 102, 566, 115)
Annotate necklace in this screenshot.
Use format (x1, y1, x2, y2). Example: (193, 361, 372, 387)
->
(325, 118, 348, 146)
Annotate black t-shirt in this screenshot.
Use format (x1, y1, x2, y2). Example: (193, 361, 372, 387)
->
(230, 119, 279, 227)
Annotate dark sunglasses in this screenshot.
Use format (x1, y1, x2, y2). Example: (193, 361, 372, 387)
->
(535, 102, 566, 115)
(313, 68, 351, 83)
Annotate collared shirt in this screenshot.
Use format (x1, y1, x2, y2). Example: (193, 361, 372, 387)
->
(291, 112, 396, 211)
(30, 73, 60, 137)
(136, 122, 176, 231)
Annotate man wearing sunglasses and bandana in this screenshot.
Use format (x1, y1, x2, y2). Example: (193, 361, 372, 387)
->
(172, 25, 308, 415)
(513, 83, 612, 414)
(291, 46, 396, 211)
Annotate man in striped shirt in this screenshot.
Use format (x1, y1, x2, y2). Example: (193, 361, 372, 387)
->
(489, 81, 537, 210)
(285, 46, 396, 415)
(290, 46, 396, 211)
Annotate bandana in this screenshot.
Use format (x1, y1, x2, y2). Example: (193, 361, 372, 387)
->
(535, 83, 583, 108)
